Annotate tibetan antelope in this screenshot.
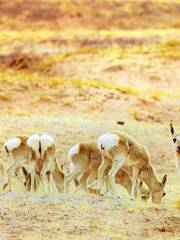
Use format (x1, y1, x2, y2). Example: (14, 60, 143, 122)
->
(97, 132, 167, 203)
(3, 136, 28, 191)
(64, 142, 150, 201)
(22, 157, 64, 193)
(170, 123, 180, 172)
(27, 134, 59, 194)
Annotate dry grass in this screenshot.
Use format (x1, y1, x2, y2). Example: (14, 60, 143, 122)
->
(176, 199, 180, 210)
(0, 0, 180, 30)
(0, 92, 11, 101)
(0, 70, 179, 100)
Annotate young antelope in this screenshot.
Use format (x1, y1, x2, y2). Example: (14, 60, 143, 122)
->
(27, 134, 58, 194)
(97, 132, 167, 203)
(64, 142, 150, 201)
(3, 136, 28, 191)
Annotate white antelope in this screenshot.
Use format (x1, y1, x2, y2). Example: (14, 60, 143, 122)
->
(97, 132, 167, 203)
(3, 136, 28, 191)
(27, 134, 58, 194)
(170, 123, 180, 172)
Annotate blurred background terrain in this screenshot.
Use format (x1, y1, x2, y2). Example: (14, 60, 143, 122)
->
(0, 0, 179, 122)
(0, 1, 179, 239)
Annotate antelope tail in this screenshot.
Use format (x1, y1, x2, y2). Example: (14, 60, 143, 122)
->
(39, 140, 42, 155)
(5, 146, 9, 153)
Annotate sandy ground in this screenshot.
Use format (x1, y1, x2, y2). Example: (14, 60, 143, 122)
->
(0, 191, 179, 240)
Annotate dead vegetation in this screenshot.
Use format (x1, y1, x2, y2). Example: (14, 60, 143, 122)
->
(0, 0, 180, 30)
(0, 0, 180, 239)
(0, 52, 41, 70)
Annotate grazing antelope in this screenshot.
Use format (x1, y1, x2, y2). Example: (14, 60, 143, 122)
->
(22, 157, 64, 193)
(27, 134, 59, 194)
(21, 166, 38, 192)
(51, 158, 64, 193)
(97, 132, 167, 203)
(3, 136, 28, 191)
(170, 123, 180, 172)
(64, 143, 150, 201)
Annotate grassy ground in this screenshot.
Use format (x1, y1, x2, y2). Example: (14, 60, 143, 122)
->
(0, 0, 180, 239)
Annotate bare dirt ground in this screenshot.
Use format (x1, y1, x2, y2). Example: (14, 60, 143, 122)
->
(0, 191, 180, 240)
(0, 0, 180, 239)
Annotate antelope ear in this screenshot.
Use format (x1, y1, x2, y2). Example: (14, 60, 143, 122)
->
(161, 174, 167, 187)
(170, 123, 175, 136)
(22, 166, 29, 178)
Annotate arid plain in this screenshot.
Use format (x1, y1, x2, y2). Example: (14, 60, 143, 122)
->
(0, 1, 180, 239)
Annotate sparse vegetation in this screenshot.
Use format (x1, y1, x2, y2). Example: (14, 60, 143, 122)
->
(0, 1, 180, 239)
(176, 199, 180, 210)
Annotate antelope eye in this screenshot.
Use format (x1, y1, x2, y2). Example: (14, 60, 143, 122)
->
(173, 138, 176, 143)
(163, 192, 166, 197)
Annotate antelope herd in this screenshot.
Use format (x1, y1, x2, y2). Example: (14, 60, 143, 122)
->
(0, 123, 179, 204)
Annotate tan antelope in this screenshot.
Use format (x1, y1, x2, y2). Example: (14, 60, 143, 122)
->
(22, 157, 64, 193)
(170, 123, 180, 172)
(27, 134, 59, 194)
(3, 136, 28, 191)
(64, 143, 150, 201)
(97, 132, 167, 203)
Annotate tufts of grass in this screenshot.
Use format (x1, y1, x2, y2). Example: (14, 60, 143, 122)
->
(155, 38, 180, 61)
(35, 48, 98, 72)
(176, 199, 180, 210)
(71, 79, 140, 95)
(0, 29, 57, 44)
(61, 96, 75, 106)
(129, 108, 144, 121)
(99, 38, 180, 62)
(150, 89, 180, 99)
(0, 71, 179, 100)
(0, 71, 140, 96)
(0, 92, 11, 101)
(38, 93, 53, 102)
(0, 71, 64, 87)
(138, 95, 154, 104)
(35, 54, 66, 72)
(149, 73, 161, 81)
